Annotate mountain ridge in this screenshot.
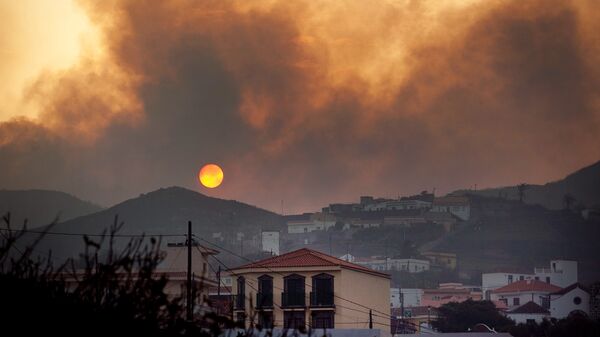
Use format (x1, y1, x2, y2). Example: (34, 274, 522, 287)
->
(0, 189, 102, 228)
(454, 160, 600, 210)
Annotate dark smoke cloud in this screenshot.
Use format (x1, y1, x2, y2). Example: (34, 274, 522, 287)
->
(1, 0, 599, 213)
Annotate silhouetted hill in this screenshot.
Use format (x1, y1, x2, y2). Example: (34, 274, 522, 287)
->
(431, 194, 600, 283)
(455, 160, 600, 210)
(23, 187, 282, 259)
(0, 190, 102, 228)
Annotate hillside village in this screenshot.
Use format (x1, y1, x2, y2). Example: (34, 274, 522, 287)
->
(3, 162, 600, 335)
(194, 189, 600, 334)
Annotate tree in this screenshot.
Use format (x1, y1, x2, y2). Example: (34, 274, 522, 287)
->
(0, 213, 235, 336)
(432, 300, 514, 332)
(509, 314, 600, 337)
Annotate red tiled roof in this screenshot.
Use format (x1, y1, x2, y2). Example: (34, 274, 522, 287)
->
(551, 283, 590, 295)
(493, 279, 562, 294)
(508, 301, 550, 314)
(231, 248, 390, 278)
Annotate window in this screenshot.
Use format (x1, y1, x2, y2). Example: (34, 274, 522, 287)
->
(284, 311, 305, 329)
(257, 275, 273, 308)
(258, 312, 273, 329)
(508, 275, 513, 283)
(283, 274, 306, 307)
(235, 277, 246, 310)
(513, 298, 520, 306)
(311, 311, 334, 329)
(574, 297, 582, 305)
(546, 277, 551, 284)
(519, 276, 524, 281)
(535, 276, 540, 281)
(311, 273, 334, 307)
(526, 319, 535, 325)
(541, 296, 550, 309)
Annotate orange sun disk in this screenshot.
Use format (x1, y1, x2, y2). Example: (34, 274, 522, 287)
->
(198, 164, 224, 188)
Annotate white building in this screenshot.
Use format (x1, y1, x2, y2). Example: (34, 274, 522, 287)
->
(482, 272, 535, 300)
(355, 257, 430, 273)
(490, 279, 562, 311)
(391, 288, 423, 308)
(550, 283, 590, 319)
(261, 231, 280, 255)
(482, 260, 578, 299)
(364, 199, 432, 211)
(431, 196, 470, 221)
(534, 260, 578, 288)
(286, 212, 336, 233)
(339, 253, 356, 262)
(506, 301, 551, 324)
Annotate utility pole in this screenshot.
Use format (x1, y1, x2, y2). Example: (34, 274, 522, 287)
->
(217, 265, 221, 297)
(400, 291, 405, 333)
(186, 220, 193, 321)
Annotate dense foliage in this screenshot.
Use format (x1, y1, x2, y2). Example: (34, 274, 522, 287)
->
(432, 300, 514, 332)
(0, 213, 233, 336)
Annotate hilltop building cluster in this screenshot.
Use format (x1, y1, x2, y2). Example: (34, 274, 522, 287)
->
(285, 193, 469, 235)
(145, 240, 599, 336)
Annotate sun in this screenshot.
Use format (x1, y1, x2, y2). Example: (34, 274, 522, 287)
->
(198, 164, 224, 188)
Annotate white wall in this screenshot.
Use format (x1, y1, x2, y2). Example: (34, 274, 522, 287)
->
(550, 287, 590, 319)
(535, 260, 578, 288)
(391, 288, 423, 308)
(507, 313, 549, 324)
(431, 205, 470, 221)
(261, 231, 280, 255)
(491, 291, 551, 309)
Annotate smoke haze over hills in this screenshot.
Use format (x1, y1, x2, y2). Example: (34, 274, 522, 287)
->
(1, 0, 599, 213)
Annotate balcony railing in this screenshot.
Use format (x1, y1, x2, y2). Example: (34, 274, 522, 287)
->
(281, 292, 306, 307)
(310, 291, 335, 307)
(256, 292, 273, 309)
(232, 294, 245, 310)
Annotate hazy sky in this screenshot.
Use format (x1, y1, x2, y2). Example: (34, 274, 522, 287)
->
(1, 0, 599, 213)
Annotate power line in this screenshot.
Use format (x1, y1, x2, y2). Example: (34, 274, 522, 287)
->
(195, 236, 398, 322)
(202, 248, 382, 329)
(0, 227, 184, 238)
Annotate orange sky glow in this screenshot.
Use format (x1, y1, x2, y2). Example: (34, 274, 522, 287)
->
(1, 0, 599, 213)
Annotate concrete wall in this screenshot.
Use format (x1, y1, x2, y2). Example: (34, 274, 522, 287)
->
(390, 288, 422, 308)
(507, 312, 549, 324)
(231, 266, 390, 330)
(339, 268, 390, 331)
(550, 287, 590, 319)
(491, 291, 550, 309)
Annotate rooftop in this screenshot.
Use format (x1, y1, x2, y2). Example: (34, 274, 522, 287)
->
(493, 279, 562, 294)
(551, 282, 590, 295)
(433, 196, 470, 206)
(231, 248, 390, 278)
(508, 301, 550, 314)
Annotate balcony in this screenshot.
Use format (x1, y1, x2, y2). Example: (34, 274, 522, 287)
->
(281, 292, 306, 308)
(232, 294, 245, 310)
(256, 292, 273, 309)
(310, 291, 335, 308)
